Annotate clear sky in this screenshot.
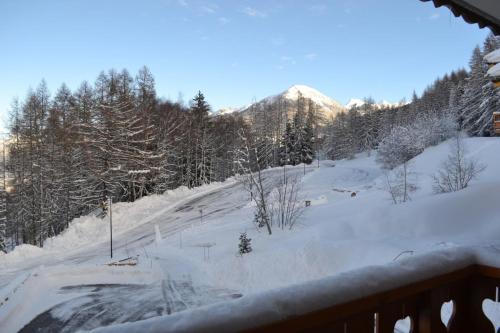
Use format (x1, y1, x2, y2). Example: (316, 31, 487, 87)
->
(0, 0, 491, 123)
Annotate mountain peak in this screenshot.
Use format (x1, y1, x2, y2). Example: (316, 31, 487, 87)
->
(278, 84, 344, 110)
(345, 98, 365, 109)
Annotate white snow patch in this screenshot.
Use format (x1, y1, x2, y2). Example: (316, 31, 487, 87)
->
(485, 48, 500, 64)
(487, 62, 500, 78)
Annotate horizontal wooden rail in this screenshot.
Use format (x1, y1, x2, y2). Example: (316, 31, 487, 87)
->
(246, 264, 500, 333)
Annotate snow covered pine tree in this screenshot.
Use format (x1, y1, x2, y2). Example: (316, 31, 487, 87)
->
(238, 232, 252, 255)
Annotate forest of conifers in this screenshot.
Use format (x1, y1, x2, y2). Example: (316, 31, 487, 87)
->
(0, 33, 498, 252)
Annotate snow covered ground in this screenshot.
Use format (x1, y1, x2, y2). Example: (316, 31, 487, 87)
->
(1, 137, 500, 332)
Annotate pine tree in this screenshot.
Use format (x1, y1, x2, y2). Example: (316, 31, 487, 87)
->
(301, 107, 315, 164)
(279, 122, 296, 166)
(187, 91, 213, 187)
(238, 232, 252, 255)
(324, 112, 354, 160)
(461, 46, 489, 136)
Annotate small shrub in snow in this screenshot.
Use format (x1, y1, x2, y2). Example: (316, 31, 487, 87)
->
(433, 133, 485, 193)
(384, 163, 418, 204)
(238, 232, 252, 255)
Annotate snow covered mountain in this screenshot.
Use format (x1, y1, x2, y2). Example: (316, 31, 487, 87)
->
(218, 85, 346, 124)
(274, 84, 345, 113)
(345, 98, 366, 110)
(213, 106, 246, 116)
(345, 98, 403, 110)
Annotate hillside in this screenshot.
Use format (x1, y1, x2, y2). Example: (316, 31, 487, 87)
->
(1, 136, 500, 332)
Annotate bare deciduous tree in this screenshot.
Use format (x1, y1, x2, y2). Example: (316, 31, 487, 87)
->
(384, 162, 417, 204)
(269, 175, 303, 230)
(235, 128, 272, 235)
(433, 133, 485, 193)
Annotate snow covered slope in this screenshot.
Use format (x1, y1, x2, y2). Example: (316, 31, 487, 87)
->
(345, 98, 365, 109)
(2, 137, 500, 332)
(212, 106, 246, 116)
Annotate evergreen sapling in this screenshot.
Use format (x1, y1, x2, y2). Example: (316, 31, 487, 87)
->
(238, 232, 252, 255)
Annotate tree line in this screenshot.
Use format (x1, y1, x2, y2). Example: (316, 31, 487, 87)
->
(1, 66, 318, 251)
(324, 33, 500, 161)
(0, 33, 498, 252)
(1, 67, 249, 249)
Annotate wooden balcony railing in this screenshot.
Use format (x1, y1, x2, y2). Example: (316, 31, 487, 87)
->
(247, 264, 500, 333)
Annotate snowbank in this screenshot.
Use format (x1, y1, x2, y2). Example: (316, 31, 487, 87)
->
(0, 178, 238, 262)
(487, 62, 500, 78)
(1, 244, 45, 264)
(485, 48, 500, 64)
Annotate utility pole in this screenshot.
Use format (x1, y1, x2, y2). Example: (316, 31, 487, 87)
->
(250, 181, 253, 201)
(40, 165, 43, 247)
(109, 196, 113, 258)
(3, 141, 6, 191)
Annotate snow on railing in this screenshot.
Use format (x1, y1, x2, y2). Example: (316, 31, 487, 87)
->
(92, 246, 500, 333)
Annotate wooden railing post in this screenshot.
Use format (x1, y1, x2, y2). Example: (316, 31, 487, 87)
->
(421, 286, 455, 333)
(447, 275, 494, 333)
(378, 299, 418, 333)
(416, 291, 434, 333)
(460, 275, 496, 333)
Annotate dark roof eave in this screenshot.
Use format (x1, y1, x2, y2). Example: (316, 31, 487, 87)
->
(421, 0, 500, 35)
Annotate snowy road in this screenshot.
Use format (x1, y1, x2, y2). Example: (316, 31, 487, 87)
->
(0, 179, 246, 286)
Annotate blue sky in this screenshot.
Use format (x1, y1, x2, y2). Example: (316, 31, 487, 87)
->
(0, 0, 491, 123)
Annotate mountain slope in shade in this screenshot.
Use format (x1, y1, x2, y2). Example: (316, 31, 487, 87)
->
(238, 85, 346, 123)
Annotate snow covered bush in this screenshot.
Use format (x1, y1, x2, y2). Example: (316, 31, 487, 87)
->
(377, 126, 422, 203)
(414, 112, 457, 147)
(238, 232, 252, 255)
(377, 126, 424, 170)
(433, 133, 485, 193)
